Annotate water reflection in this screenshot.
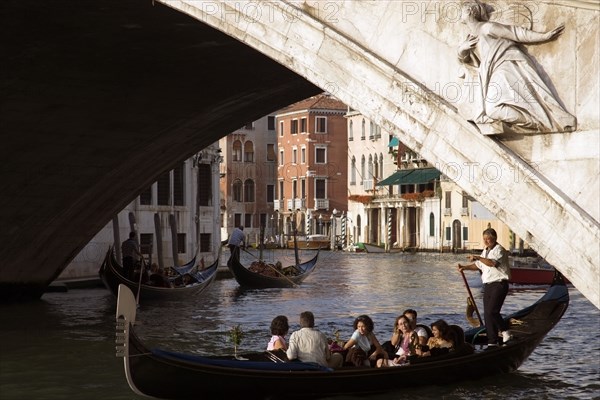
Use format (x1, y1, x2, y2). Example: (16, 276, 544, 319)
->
(0, 252, 598, 400)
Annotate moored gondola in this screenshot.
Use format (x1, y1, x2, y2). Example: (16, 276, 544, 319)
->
(227, 246, 318, 288)
(115, 273, 569, 399)
(99, 246, 219, 301)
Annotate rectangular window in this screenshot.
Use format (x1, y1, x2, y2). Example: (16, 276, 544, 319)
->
(267, 116, 275, 130)
(279, 150, 284, 166)
(462, 227, 469, 241)
(267, 184, 274, 203)
(316, 179, 326, 198)
(266, 144, 275, 161)
(292, 180, 297, 199)
(278, 181, 284, 200)
(301, 147, 306, 164)
(199, 233, 211, 252)
(292, 148, 297, 164)
(445, 191, 452, 209)
(244, 122, 254, 130)
(234, 213, 242, 227)
(197, 164, 211, 206)
(445, 227, 451, 241)
(279, 121, 284, 137)
(291, 119, 298, 134)
(157, 171, 171, 205)
(173, 163, 184, 206)
(177, 233, 186, 254)
(244, 213, 252, 228)
(301, 179, 306, 198)
(140, 234, 153, 255)
(315, 116, 327, 133)
(260, 213, 267, 229)
(300, 117, 307, 133)
(140, 186, 152, 205)
(315, 147, 326, 164)
(462, 191, 469, 208)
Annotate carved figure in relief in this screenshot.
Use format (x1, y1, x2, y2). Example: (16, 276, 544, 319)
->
(458, 1, 576, 134)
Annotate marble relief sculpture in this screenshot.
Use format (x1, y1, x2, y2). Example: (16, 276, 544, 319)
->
(458, 1, 576, 134)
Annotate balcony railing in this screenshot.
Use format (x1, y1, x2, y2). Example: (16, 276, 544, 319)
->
(443, 208, 452, 216)
(294, 198, 305, 210)
(460, 207, 469, 216)
(314, 198, 329, 210)
(363, 179, 373, 191)
(287, 199, 294, 210)
(273, 199, 282, 211)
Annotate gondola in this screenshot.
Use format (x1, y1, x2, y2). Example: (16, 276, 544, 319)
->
(226, 246, 318, 288)
(115, 273, 569, 399)
(99, 246, 219, 301)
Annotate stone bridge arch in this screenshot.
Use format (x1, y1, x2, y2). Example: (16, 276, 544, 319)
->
(161, 0, 599, 306)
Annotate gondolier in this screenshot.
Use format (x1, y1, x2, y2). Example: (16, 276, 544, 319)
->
(121, 232, 142, 280)
(458, 228, 512, 347)
(228, 226, 245, 253)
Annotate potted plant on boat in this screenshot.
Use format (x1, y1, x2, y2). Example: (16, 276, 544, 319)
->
(229, 324, 246, 359)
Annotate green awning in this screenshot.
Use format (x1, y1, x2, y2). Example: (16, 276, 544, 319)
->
(376, 169, 411, 186)
(388, 137, 400, 147)
(377, 168, 441, 186)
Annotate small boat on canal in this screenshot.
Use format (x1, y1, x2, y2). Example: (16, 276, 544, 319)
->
(114, 273, 569, 399)
(509, 257, 569, 285)
(99, 246, 219, 301)
(227, 246, 319, 289)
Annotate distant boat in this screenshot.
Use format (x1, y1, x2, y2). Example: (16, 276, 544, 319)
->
(287, 234, 330, 250)
(510, 257, 569, 285)
(227, 247, 319, 288)
(99, 246, 219, 301)
(363, 243, 401, 254)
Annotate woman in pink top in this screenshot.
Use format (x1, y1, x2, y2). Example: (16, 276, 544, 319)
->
(267, 315, 289, 351)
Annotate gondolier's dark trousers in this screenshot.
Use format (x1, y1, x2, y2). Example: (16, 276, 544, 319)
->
(123, 256, 134, 280)
(483, 280, 509, 345)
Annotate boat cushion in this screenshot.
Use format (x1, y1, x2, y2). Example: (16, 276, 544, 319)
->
(152, 348, 333, 372)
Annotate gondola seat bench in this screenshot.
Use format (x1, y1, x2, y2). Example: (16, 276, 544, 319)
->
(151, 349, 334, 372)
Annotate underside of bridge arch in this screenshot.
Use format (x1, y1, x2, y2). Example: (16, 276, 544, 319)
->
(0, 0, 321, 300)
(2, 0, 598, 307)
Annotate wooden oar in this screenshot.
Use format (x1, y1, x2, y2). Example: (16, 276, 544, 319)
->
(135, 257, 147, 305)
(459, 269, 483, 327)
(241, 247, 297, 287)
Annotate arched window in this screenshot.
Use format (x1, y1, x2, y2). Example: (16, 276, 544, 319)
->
(368, 154, 374, 179)
(360, 155, 365, 184)
(429, 212, 435, 236)
(232, 179, 243, 202)
(350, 156, 356, 185)
(373, 156, 378, 180)
(244, 141, 254, 162)
(361, 119, 366, 140)
(379, 154, 384, 178)
(356, 215, 362, 239)
(232, 140, 242, 162)
(244, 179, 255, 202)
(349, 120, 354, 141)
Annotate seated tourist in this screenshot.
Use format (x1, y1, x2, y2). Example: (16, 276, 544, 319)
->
(148, 264, 172, 288)
(267, 315, 289, 351)
(343, 315, 387, 367)
(286, 311, 343, 369)
(403, 308, 429, 346)
(421, 319, 454, 357)
(378, 315, 418, 367)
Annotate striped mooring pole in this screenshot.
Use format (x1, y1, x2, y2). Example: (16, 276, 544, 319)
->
(387, 210, 392, 252)
(341, 212, 346, 249)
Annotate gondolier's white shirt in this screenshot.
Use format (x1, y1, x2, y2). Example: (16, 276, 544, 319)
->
(476, 243, 510, 284)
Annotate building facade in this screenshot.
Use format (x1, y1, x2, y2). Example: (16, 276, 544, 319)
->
(219, 115, 278, 246)
(274, 93, 348, 246)
(59, 144, 222, 280)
